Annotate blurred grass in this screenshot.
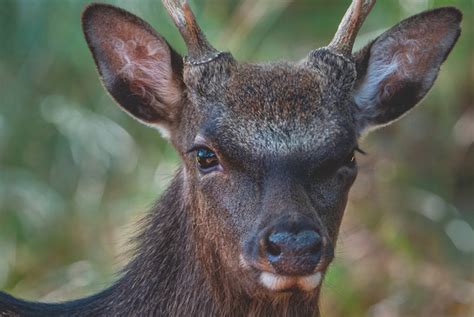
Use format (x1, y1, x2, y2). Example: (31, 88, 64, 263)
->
(0, 0, 473, 316)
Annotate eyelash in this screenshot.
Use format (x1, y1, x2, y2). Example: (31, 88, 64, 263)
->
(355, 147, 367, 155)
(343, 147, 366, 167)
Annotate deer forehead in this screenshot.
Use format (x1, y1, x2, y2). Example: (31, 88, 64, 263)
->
(214, 113, 354, 158)
(192, 62, 356, 157)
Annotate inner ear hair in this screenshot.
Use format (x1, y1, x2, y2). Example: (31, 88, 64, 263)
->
(82, 4, 185, 137)
(353, 7, 462, 133)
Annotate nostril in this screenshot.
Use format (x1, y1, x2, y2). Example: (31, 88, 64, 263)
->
(266, 239, 282, 257)
(267, 232, 288, 256)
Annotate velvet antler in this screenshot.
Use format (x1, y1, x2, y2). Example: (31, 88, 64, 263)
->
(162, 0, 221, 65)
(327, 0, 376, 55)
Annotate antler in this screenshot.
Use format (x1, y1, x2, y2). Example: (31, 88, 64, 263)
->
(162, 0, 221, 65)
(327, 0, 376, 55)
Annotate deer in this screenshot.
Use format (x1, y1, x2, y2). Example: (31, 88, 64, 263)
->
(0, 0, 462, 316)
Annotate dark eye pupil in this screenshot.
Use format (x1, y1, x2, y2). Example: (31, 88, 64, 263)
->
(196, 148, 218, 170)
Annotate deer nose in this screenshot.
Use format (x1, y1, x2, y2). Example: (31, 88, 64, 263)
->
(263, 226, 322, 276)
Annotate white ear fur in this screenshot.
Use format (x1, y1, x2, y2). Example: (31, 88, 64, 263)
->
(112, 37, 181, 139)
(82, 4, 184, 140)
(114, 37, 182, 109)
(352, 7, 462, 135)
(353, 44, 400, 112)
(353, 37, 418, 135)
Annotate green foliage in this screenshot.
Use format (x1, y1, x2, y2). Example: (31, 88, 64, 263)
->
(0, 0, 472, 315)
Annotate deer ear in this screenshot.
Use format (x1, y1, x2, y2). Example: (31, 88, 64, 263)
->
(352, 7, 462, 134)
(82, 4, 184, 138)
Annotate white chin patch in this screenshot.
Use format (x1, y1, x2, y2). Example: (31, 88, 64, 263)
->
(260, 272, 292, 290)
(298, 272, 322, 291)
(259, 272, 322, 292)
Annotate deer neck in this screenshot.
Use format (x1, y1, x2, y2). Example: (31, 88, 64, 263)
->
(103, 168, 321, 316)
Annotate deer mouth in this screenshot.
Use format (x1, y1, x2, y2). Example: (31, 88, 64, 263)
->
(239, 254, 326, 292)
(259, 271, 322, 292)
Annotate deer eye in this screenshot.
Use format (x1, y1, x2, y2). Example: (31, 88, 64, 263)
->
(196, 148, 219, 172)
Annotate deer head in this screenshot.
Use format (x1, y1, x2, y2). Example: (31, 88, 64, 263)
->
(82, 0, 461, 299)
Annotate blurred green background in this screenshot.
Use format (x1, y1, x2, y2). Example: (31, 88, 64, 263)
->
(0, 0, 472, 316)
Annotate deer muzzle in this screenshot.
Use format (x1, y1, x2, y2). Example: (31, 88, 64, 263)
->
(242, 214, 334, 292)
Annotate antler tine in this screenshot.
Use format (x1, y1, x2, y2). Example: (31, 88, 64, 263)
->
(327, 0, 376, 55)
(162, 0, 220, 64)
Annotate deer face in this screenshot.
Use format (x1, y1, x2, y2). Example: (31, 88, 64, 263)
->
(178, 55, 359, 293)
(82, 1, 461, 296)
